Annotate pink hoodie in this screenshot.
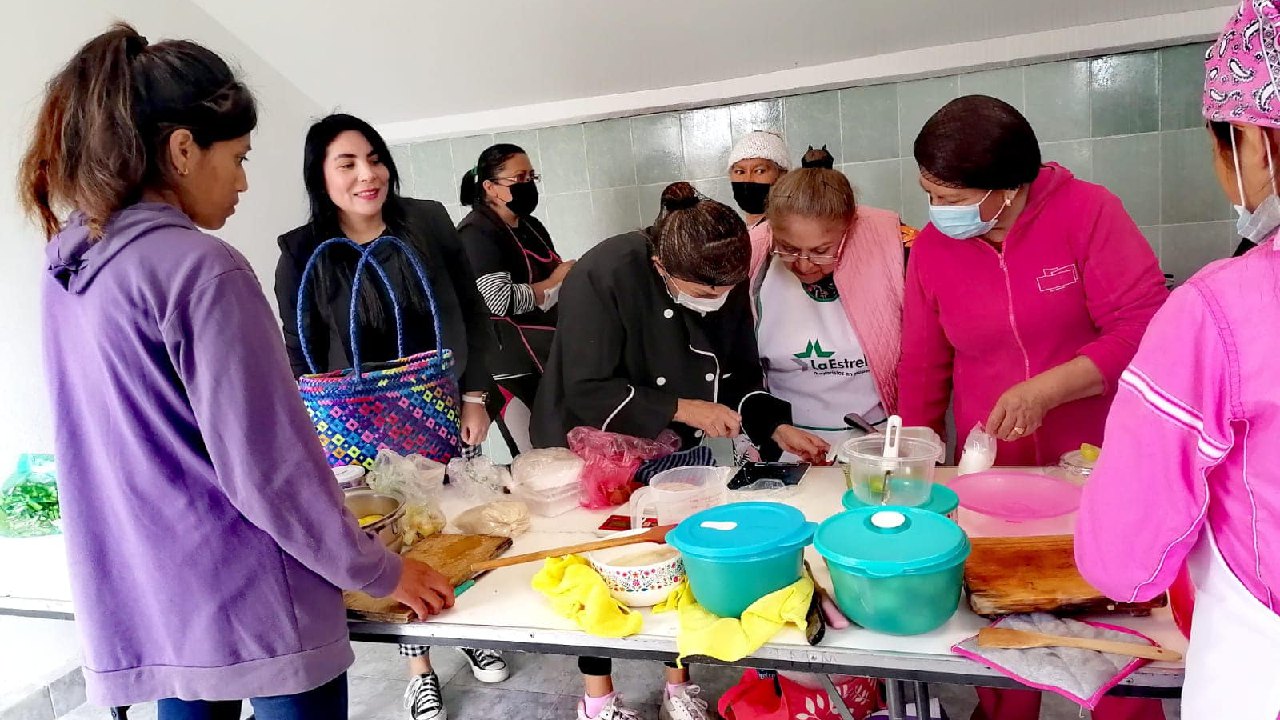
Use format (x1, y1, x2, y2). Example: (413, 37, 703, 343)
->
(1077, 244, 1280, 611)
(898, 164, 1168, 464)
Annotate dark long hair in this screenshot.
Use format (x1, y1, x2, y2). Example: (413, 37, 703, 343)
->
(301, 113, 423, 332)
(914, 95, 1040, 190)
(458, 143, 526, 207)
(20, 22, 257, 239)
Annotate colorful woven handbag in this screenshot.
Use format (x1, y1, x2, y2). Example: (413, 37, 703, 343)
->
(296, 235, 461, 469)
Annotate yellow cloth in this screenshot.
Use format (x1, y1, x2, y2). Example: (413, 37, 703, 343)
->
(653, 575, 814, 664)
(531, 555, 642, 638)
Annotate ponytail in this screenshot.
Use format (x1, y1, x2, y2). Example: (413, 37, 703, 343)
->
(458, 168, 479, 206)
(20, 24, 148, 239)
(19, 22, 256, 241)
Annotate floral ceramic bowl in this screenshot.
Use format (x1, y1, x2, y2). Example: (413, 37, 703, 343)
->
(588, 530, 685, 607)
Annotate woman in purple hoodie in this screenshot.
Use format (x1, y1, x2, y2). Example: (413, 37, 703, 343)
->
(19, 24, 454, 720)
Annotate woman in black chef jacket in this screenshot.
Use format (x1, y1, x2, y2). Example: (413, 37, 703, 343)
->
(531, 182, 827, 720)
(457, 143, 573, 456)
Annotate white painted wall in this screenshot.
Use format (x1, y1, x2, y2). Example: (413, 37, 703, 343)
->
(0, 0, 323, 468)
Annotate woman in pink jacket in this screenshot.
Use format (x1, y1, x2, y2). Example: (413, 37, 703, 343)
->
(1078, 3, 1280, 717)
(898, 95, 1168, 467)
(750, 168, 913, 457)
(898, 96, 1168, 720)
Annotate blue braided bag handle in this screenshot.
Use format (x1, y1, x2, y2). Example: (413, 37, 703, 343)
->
(295, 235, 444, 377)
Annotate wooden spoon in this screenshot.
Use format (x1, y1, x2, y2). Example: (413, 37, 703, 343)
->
(470, 524, 676, 572)
(978, 627, 1182, 662)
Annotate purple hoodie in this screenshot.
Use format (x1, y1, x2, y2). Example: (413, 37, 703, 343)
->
(42, 203, 402, 706)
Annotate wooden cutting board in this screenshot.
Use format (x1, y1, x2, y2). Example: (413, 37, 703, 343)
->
(345, 532, 512, 623)
(964, 535, 1167, 618)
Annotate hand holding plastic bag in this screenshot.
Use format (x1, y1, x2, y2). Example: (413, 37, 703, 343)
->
(957, 424, 997, 475)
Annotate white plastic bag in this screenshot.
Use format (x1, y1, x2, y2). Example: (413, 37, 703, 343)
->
(446, 456, 511, 501)
(453, 500, 531, 538)
(510, 448, 583, 492)
(957, 424, 997, 475)
(366, 449, 447, 547)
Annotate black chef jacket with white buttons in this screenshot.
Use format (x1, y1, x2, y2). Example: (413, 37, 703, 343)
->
(530, 231, 790, 454)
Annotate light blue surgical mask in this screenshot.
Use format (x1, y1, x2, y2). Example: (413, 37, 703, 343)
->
(928, 190, 1012, 240)
(1231, 128, 1280, 243)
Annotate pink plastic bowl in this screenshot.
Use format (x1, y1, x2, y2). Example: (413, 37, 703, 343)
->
(948, 470, 1082, 521)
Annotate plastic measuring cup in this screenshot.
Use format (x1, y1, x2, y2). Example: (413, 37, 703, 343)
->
(630, 466, 729, 529)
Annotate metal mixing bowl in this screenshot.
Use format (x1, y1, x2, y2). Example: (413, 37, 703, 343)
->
(343, 489, 405, 552)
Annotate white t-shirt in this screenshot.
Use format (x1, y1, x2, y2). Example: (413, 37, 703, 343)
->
(757, 258, 885, 447)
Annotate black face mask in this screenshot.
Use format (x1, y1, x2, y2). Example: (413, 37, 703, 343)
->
(506, 180, 539, 216)
(732, 181, 771, 215)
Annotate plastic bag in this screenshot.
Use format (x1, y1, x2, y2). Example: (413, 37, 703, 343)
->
(366, 449, 447, 547)
(957, 424, 997, 475)
(510, 448, 583, 492)
(453, 500, 531, 538)
(0, 454, 60, 538)
(567, 427, 681, 509)
(446, 456, 511, 501)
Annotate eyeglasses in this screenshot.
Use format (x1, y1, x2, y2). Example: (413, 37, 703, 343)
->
(770, 237, 846, 266)
(491, 172, 541, 186)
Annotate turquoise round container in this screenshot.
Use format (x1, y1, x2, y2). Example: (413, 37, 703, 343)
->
(667, 502, 817, 618)
(815, 507, 970, 635)
(841, 484, 959, 518)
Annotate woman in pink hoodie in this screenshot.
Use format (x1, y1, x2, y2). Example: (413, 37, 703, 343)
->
(1077, 3, 1280, 717)
(897, 96, 1168, 720)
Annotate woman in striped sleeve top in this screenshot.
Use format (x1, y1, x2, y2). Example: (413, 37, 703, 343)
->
(457, 144, 574, 456)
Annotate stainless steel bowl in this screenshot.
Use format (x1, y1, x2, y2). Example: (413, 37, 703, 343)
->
(343, 488, 405, 552)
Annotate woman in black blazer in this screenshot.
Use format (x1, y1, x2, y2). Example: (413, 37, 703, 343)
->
(456, 143, 573, 456)
(273, 113, 508, 720)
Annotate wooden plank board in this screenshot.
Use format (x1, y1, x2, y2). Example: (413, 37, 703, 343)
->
(345, 533, 512, 623)
(964, 535, 1167, 618)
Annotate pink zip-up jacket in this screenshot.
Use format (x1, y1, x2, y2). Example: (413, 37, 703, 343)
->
(1077, 244, 1280, 611)
(898, 164, 1168, 464)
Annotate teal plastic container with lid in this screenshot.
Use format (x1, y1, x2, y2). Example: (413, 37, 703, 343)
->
(815, 506, 970, 635)
(667, 502, 817, 618)
(841, 484, 959, 518)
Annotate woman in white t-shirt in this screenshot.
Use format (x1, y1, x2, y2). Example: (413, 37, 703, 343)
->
(748, 168, 915, 454)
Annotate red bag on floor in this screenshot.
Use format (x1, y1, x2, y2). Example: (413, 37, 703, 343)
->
(718, 670, 880, 720)
(566, 426, 680, 508)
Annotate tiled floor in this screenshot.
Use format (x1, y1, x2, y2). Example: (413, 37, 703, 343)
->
(54, 644, 1180, 720)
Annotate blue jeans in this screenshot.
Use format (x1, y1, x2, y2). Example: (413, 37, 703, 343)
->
(156, 673, 347, 720)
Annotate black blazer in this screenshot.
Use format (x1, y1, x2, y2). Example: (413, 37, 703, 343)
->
(274, 198, 499, 413)
(530, 231, 790, 453)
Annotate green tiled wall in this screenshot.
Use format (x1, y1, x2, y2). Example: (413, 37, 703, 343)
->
(397, 43, 1235, 282)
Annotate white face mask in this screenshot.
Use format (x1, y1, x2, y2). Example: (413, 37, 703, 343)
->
(660, 269, 730, 315)
(673, 289, 729, 315)
(1231, 128, 1280, 244)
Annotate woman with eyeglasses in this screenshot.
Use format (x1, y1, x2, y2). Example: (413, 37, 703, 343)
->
(457, 144, 573, 456)
(750, 168, 916, 456)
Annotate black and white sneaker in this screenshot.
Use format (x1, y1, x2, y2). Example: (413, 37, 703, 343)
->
(404, 672, 446, 720)
(460, 647, 510, 683)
